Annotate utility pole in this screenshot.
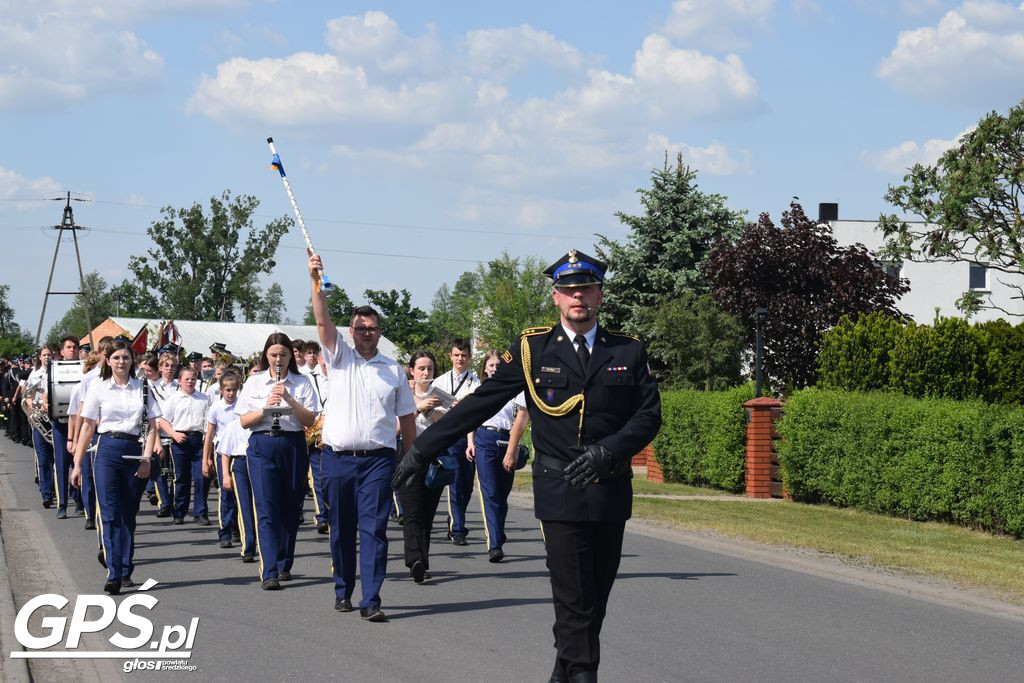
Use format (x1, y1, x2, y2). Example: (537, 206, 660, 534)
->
(34, 192, 95, 348)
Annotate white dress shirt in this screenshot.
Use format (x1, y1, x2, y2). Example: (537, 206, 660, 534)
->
(320, 339, 415, 451)
(561, 322, 597, 354)
(236, 369, 318, 432)
(73, 366, 102, 417)
(162, 389, 212, 432)
(219, 419, 252, 457)
(482, 391, 527, 431)
(81, 377, 162, 434)
(207, 398, 239, 447)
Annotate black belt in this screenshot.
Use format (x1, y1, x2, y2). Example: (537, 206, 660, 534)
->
(102, 431, 140, 441)
(481, 426, 510, 437)
(180, 430, 204, 437)
(252, 430, 303, 437)
(324, 446, 392, 457)
(537, 453, 568, 471)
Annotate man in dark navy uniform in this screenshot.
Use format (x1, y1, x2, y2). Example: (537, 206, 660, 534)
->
(394, 249, 661, 683)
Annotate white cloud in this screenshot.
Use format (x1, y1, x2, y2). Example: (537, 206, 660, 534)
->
(324, 11, 446, 78)
(663, 0, 776, 50)
(877, 1, 1024, 103)
(463, 25, 585, 80)
(644, 134, 754, 175)
(862, 126, 974, 173)
(793, 0, 824, 20)
(0, 165, 62, 210)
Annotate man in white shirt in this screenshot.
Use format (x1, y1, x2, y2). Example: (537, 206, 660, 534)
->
(158, 368, 212, 525)
(431, 339, 479, 546)
(308, 252, 416, 622)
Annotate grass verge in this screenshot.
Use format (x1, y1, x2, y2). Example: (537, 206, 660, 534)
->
(513, 469, 1024, 601)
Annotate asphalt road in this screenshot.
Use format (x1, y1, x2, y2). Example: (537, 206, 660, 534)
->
(2, 437, 1023, 682)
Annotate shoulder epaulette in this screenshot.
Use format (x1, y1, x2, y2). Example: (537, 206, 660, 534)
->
(606, 330, 641, 342)
(521, 326, 553, 337)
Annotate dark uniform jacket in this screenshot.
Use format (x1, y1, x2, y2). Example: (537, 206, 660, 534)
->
(412, 325, 661, 522)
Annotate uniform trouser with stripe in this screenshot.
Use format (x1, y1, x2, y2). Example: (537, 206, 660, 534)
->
(51, 419, 78, 511)
(473, 428, 515, 550)
(214, 453, 237, 541)
(171, 433, 209, 519)
(542, 519, 626, 680)
(229, 456, 256, 559)
(396, 476, 444, 570)
(81, 435, 97, 521)
(146, 445, 172, 512)
(322, 448, 395, 609)
(445, 436, 474, 537)
(246, 432, 306, 581)
(32, 430, 55, 502)
(308, 446, 327, 526)
(93, 437, 146, 582)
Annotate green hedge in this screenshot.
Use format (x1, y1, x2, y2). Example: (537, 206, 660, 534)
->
(778, 389, 1024, 537)
(652, 384, 754, 492)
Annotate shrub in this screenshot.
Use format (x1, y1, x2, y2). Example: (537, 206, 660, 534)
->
(977, 320, 1024, 405)
(818, 312, 904, 392)
(889, 317, 987, 400)
(652, 384, 754, 492)
(778, 389, 1024, 537)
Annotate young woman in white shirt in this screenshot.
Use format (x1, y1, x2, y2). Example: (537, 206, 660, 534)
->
(236, 333, 317, 590)
(24, 345, 55, 509)
(71, 340, 160, 595)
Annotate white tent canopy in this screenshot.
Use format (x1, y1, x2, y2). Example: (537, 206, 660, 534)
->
(110, 317, 401, 361)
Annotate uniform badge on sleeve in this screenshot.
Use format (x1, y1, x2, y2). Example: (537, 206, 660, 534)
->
(501, 350, 513, 364)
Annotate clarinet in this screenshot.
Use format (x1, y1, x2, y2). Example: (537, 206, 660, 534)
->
(271, 362, 283, 432)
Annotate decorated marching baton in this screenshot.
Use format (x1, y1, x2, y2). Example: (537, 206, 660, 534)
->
(267, 137, 334, 292)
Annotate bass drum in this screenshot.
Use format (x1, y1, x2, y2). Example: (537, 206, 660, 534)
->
(48, 359, 84, 419)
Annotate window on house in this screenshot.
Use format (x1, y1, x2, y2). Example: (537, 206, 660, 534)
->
(875, 260, 901, 281)
(969, 262, 989, 290)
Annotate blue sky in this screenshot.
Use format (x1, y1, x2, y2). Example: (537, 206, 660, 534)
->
(3, 0, 1023, 337)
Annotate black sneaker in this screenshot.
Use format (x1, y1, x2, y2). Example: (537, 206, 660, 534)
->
(219, 539, 232, 549)
(156, 508, 171, 518)
(42, 498, 53, 509)
(278, 571, 292, 581)
(148, 494, 158, 506)
(335, 597, 354, 612)
(84, 519, 96, 530)
(173, 517, 185, 525)
(317, 521, 329, 535)
(242, 554, 256, 563)
(488, 547, 505, 563)
(411, 560, 426, 584)
(120, 577, 135, 588)
(103, 580, 121, 595)
(451, 534, 468, 546)
(261, 578, 281, 591)
(359, 606, 386, 622)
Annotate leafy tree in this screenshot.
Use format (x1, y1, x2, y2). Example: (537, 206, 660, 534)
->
(474, 253, 555, 349)
(0, 335, 32, 358)
(878, 98, 1024, 317)
(302, 287, 355, 326)
(364, 288, 430, 357)
(250, 283, 286, 324)
(596, 152, 746, 332)
(428, 271, 481, 346)
(108, 280, 161, 318)
(0, 284, 32, 356)
(636, 292, 744, 390)
(128, 191, 291, 321)
(0, 284, 17, 337)
(703, 202, 910, 391)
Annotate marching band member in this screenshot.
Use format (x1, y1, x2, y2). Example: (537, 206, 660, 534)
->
(71, 339, 160, 594)
(158, 367, 212, 525)
(149, 350, 180, 519)
(24, 345, 55, 508)
(72, 336, 115, 531)
(302, 340, 329, 534)
(236, 333, 317, 590)
(66, 351, 101, 519)
(219, 416, 257, 563)
(465, 351, 529, 563)
(52, 336, 82, 519)
(203, 371, 242, 547)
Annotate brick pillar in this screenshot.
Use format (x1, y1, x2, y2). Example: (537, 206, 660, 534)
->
(743, 397, 783, 499)
(631, 446, 649, 468)
(647, 450, 664, 483)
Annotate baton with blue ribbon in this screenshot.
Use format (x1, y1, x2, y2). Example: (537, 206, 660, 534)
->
(267, 137, 334, 292)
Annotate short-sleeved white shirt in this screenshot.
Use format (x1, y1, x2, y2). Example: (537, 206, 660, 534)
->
(320, 339, 415, 451)
(81, 377, 162, 434)
(149, 378, 179, 410)
(219, 419, 252, 457)
(482, 391, 527, 431)
(236, 369, 318, 432)
(26, 367, 46, 391)
(207, 398, 239, 446)
(72, 366, 102, 417)
(305, 366, 329, 409)
(162, 390, 211, 432)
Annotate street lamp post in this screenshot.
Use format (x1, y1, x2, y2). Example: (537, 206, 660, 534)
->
(754, 307, 768, 397)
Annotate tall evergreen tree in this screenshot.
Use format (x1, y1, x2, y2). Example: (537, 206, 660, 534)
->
(596, 152, 746, 333)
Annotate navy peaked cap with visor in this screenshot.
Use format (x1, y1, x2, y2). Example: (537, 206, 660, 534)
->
(544, 249, 607, 288)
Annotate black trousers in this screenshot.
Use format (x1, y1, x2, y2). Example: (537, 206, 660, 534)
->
(396, 479, 444, 570)
(542, 519, 626, 679)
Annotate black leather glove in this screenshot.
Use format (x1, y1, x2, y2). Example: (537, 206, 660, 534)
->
(564, 444, 617, 488)
(391, 444, 431, 490)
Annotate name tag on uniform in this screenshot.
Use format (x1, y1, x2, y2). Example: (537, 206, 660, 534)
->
(540, 366, 561, 374)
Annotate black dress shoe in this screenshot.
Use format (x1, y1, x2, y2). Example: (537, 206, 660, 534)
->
(42, 498, 53, 509)
(120, 577, 135, 588)
(84, 519, 96, 530)
(103, 580, 121, 595)
(200, 516, 211, 526)
(219, 539, 232, 549)
(97, 550, 107, 569)
(156, 508, 171, 518)
(148, 493, 158, 506)
(488, 547, 504, 563)
(569, 672, 597, 683)
(261, 578, 281, 590)
(173, 517, 185, 525)
(242, 554, 256, 563)
(316, 521, 329, 535)
(278, 571, 292, 581)
(359, 606, 386, 622)
(451, 534, 467, 546)
(334, 597, 353, 612)
(411, 560, 425, 584)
